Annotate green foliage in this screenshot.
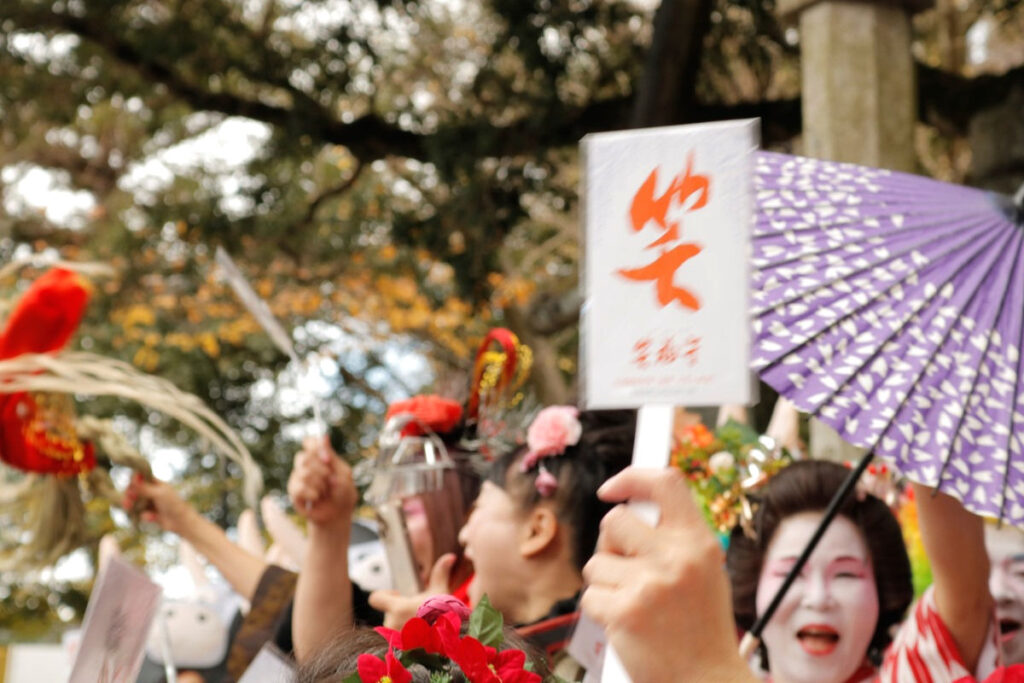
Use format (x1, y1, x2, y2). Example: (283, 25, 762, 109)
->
(0, 575, 91, 643)
(467, 594, 503, 649)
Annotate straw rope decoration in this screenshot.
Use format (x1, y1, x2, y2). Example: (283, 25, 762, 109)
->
(0, 260, 263, 569)
(0, 352, 263, 506)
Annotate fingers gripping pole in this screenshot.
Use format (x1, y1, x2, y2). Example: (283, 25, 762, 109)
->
(600, 403, 675, 683)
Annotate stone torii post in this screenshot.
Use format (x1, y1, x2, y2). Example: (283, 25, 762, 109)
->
(778, 0, 933, 461)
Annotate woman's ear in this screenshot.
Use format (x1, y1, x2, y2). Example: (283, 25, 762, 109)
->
(519, 506, 560, 558)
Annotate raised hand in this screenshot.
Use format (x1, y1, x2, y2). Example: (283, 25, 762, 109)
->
(368, 552, 458, 628)
(582, 467, 755, 683)
(122, 474, 197, 536)
(286, 435, 356, 528)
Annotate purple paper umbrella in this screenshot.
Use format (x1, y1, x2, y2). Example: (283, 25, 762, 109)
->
(751, 151, 1024, 524)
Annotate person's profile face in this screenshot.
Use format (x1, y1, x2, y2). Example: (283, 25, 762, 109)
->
(401, 496, 434, 584)
(457, 481, 526, 613)
(756, 512, 879, 683)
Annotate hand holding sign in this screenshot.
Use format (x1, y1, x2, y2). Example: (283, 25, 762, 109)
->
(580, 120, 756, 681)
(581, 467, 756, 683)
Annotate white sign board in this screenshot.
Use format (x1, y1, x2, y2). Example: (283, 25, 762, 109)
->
(581, 120, 757, 409)
(68, 556, 162, 683)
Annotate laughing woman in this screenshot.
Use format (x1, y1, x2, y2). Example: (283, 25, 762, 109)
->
(726, 460, 914, 683)
(584, 460, 1024, 682)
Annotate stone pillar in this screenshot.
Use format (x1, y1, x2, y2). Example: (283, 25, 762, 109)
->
(781, 0, 931, 171)
(778, 0, 932, 460)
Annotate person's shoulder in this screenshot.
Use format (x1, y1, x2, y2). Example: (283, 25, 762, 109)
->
(880, 585, 975, 682)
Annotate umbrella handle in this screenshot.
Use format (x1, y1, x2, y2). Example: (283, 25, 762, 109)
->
(738, 631, 759, 660)
(745, 451, 875, 642)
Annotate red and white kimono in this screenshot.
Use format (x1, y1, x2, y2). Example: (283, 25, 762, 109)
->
(880, 586, 1024, 683)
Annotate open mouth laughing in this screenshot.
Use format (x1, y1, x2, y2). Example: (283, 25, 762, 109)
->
(999, 618, 1023, 644)
(797, 625, 840, 656)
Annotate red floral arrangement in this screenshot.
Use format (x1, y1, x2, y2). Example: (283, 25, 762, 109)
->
(386, 395, 464, 437)
(345, 596, 544, 683)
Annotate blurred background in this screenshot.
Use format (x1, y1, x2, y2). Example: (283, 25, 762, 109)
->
(0, 0, 1020, 651)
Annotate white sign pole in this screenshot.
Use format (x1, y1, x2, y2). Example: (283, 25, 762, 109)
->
(600, 403, 675, 682)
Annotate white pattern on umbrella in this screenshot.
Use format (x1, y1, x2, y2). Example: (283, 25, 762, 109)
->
(751, 151, 1024, 524)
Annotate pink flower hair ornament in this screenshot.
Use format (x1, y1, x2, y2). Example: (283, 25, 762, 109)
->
(520, 406, 582, 496)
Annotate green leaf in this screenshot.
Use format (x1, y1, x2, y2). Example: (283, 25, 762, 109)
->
(717, 419, 760, 448)
(341, 672, 362, 683)
(429, 672, 454, 683)
(468, 594, 504, 648)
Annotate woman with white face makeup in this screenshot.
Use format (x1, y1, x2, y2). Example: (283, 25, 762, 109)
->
(584, 462, 1024, 682)
(986, 524, 1024, 665)
(880, 485, 1024, 681)
(727, 461, 914, 683)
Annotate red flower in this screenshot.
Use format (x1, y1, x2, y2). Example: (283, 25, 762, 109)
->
(386, 395, 463, 437)
(374, 625, 402, 651)
(374, 616, 445, 655)
(448, 635, 500, 683)
(373, 611, 539, 683)
(681, 423, 714, 448)
(357, 649, 412, 683)
(446, 634, 541, 683)
(490, 649, 541, 683)
(416, 594, 471, 625)
(434, 610, 464, 655)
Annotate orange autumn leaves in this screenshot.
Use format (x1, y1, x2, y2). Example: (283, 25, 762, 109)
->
(107, 249, 496, 373)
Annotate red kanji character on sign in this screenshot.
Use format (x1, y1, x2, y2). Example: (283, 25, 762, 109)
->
(617, 153, 709, 310)
(684, 336, 701, 366)
(629, 154, 709, 243)
(619, 245, 702, 310)
(657, 338, 678, 365)
(632, 338, 652, 368)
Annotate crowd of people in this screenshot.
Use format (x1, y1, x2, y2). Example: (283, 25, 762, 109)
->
(118, 380, 1024, 683)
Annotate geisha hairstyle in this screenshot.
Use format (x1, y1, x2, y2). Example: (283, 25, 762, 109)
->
(487, 409, 636, 572)
(726, 460, 913, 667)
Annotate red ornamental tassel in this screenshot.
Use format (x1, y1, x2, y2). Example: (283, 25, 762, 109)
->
(466, 328, 520, 421)
(0, 393, 96, 476)
(0, 268, 91, 360)
(0, 268, 95, 475)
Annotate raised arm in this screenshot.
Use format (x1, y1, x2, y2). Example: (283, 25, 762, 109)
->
(124, 475, 268, 601)
(911, 482, 993, 672)
(287, 436, 358, 662)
